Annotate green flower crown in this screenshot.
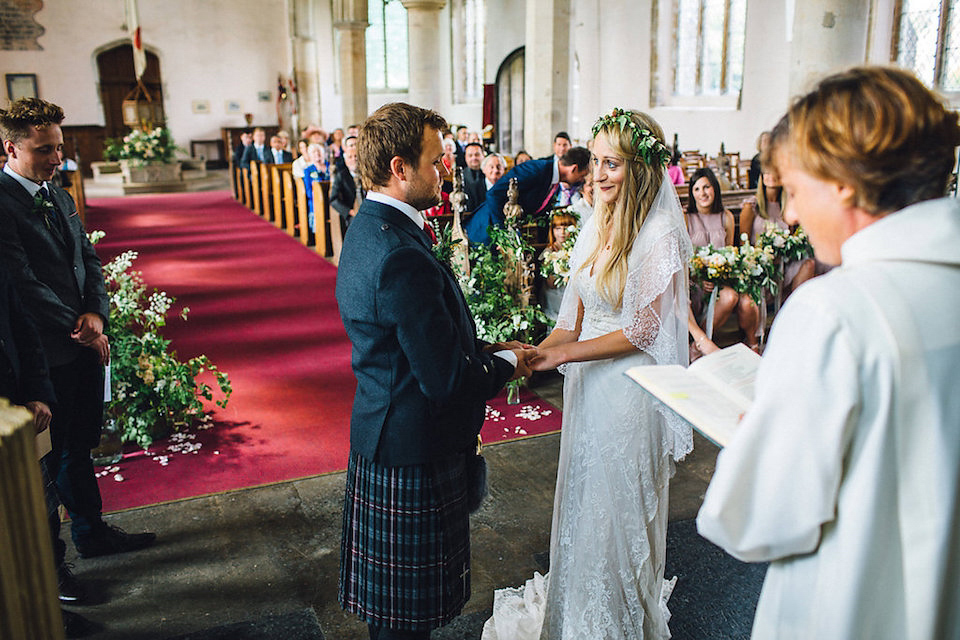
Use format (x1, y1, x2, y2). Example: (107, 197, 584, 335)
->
(591, 108, 670, 169)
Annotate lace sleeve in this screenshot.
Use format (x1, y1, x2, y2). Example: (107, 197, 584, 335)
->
(620, 224, 689, 361)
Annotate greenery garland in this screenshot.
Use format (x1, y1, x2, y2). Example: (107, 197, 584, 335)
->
(591, 108, 671, 169)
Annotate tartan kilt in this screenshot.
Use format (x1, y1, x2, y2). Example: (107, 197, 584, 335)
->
(339, 449, 472, 632)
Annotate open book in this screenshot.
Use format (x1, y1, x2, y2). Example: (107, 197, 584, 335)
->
(624, 343, 761, 447)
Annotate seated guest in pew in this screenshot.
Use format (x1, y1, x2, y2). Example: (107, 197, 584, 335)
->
(513, 150, 532, 165)
(303, 143, 330, 232)
(334, 135, 357, 174)
(277, 130, 291, 152)
(329, 143, 362, 234)
(233, 130, 252, 168)
(464, 146, 590, 245)
(240, 127, 269, 169)
(464, 152, 506, 213)
(291, 138, 310, 179)
(667, 148, 685, 186)
(740, 165, 816, 301)
(328, 128, 345, 167)
(748, 130, 770, 189)
(463, 142, 484, 182)
(685, 167, 760, 358)
(461, 142, 487, 210)
(698, 66, 960, 640)
(441, 138, 457, 194)
(268, 135, 293, 165)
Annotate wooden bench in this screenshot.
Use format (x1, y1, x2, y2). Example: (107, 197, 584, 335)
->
(60, 170, 86, 226)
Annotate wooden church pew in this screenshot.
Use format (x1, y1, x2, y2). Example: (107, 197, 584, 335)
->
(249, 162, 262, 216)
(292, 172, 311, 247)
(240, 168, 251, 209)
(271, 163, 292, 233)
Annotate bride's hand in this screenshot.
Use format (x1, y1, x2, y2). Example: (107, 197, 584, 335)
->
(530, 346, 565, 372)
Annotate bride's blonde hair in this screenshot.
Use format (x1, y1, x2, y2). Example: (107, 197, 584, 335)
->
(583, 109, 667, 309)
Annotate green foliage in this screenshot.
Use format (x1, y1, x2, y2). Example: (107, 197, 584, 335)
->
(93, 234, 232, 448)
(456, 226, 548, 345)
(104, 127, 181, 165)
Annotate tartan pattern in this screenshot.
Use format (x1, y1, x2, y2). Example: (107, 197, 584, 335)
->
(339, 450, 472, 632)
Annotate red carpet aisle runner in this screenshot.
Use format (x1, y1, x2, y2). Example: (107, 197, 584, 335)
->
(87, 192, 560, 511)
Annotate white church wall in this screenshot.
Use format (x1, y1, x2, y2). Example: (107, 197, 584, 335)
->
(1, 0, 291, 153)
(566, 0, 792, 160)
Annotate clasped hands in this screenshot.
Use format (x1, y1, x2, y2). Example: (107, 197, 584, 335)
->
(484, 341, 565, 380)
(72, 312, 110, 365)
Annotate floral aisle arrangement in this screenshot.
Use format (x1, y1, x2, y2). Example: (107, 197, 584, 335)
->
(91, 232, 232, 448)
(104, 127, 180, 165)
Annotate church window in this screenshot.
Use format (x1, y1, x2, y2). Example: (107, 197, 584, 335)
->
(652, 0, 748, 108)
(894, 0, 960, 92)
(452, 0, 486, 103)
(367, 0, 409, 91)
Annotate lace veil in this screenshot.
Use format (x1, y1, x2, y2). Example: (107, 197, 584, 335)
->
(555, 170, 694, 460)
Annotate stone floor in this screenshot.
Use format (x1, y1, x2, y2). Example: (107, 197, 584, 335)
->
(61, 371, 724, 639)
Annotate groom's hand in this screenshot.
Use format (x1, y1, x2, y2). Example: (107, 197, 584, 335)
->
(485, 340, 535, 353)
(509, 348, 536, 380)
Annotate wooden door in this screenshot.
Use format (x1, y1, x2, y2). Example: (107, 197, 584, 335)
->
(96, 45, 164, 140)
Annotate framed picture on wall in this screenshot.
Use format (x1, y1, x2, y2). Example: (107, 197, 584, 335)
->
(192, 100, 211, 114)
(225, 100, 241, 114)
(6, 74, 38, 101)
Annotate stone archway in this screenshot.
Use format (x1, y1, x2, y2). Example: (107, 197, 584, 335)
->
(495, 46, 524, 156)
(96, 44, 164, 139)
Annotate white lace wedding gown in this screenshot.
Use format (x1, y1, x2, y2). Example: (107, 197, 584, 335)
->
(483, 175, 693, 640)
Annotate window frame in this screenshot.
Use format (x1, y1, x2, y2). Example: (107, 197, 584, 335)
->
(651, 0, 747, 110)
(367, 0, 409, 93)
(451, 0, 486, 104)
(891, 0, 960, 97)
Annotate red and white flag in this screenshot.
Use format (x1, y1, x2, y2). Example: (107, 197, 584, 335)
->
(126, 0, 146, 80)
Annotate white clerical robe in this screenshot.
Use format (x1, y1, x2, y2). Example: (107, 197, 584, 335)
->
(697, 197, 960, 640)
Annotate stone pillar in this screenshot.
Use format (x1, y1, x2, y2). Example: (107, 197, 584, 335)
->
(333, 0, 369, 127)
(401, 0, 447, 111)
(523, 0, 571, 157)
(787, 0, 870, 97)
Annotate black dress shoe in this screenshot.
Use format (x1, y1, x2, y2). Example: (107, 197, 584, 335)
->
(58, 563, 86, 604)
(76, 524, 157, 558)
(62, 609, 103, 638)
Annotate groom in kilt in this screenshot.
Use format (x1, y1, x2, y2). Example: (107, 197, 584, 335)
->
(335, 102, 533, 640)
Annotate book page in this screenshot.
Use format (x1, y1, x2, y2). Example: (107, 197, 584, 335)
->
(687, 342, 760, 407)
(36, 427, 51, 460)
(624, 364, 750, 447)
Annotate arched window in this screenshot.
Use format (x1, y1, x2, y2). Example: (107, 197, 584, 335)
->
(894, 0, 960, 92)
(367, 0, 408, 91)
(652, 0, 748, 108)
(452, 0, 486, 103)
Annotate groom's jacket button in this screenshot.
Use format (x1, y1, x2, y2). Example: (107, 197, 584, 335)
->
(381, 224, 390, 231)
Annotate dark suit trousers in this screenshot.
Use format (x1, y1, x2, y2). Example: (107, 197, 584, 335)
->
(42, 348, 105, 561)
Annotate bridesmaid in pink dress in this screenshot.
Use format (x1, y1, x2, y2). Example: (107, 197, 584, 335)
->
(685, 168, 760, 357)
(740, 167, 816, 300)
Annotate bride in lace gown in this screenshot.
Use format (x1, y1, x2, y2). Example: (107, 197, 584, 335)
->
(483, 110, 692, 640)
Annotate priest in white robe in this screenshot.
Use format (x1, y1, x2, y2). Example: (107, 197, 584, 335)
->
(697, 66, 960, 640)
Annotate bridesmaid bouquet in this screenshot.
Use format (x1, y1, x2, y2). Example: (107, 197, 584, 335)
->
(755, 223, 814, 264)
(689, 244, 741, 290)
(539, 224, 579, 287)
(737, 237, 779, 305)
(689, 242, 776, 307)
